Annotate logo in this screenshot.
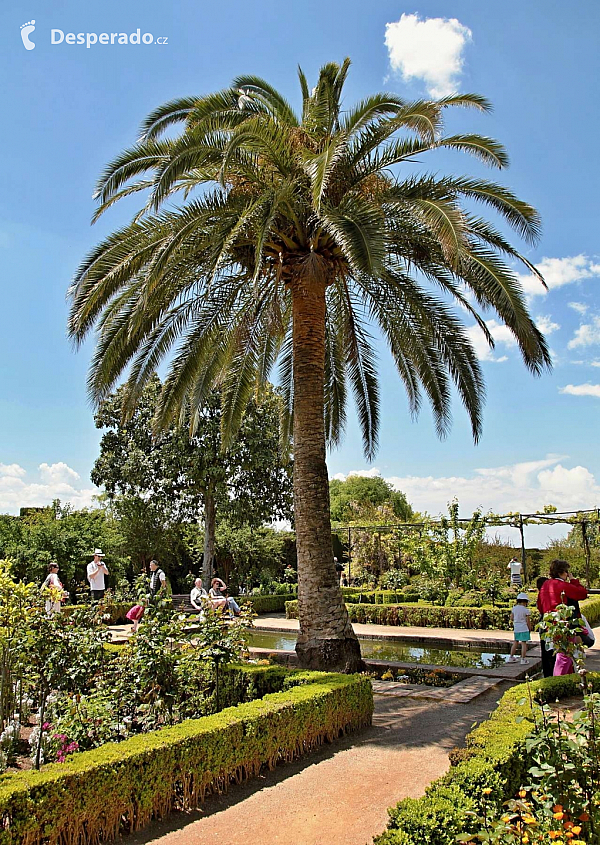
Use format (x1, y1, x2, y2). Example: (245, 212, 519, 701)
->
(20, 20, 36, 50)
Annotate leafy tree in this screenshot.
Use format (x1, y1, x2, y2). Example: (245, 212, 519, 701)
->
(330, 475, 412, 523)
(401, 500, 487, 602)
(185, 521, 292, 590)
(68, 60, 551, 670)
(92, 376, 292, 582)
(0, 501, 126, 592)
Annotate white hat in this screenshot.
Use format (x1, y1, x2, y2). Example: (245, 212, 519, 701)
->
(92, 548, 105, 557)
(517, 592, 529, 601)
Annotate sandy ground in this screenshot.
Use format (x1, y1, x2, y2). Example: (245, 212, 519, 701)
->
(121, 684, 509, 845)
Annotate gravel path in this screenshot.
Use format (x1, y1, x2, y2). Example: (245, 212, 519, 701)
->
(121, 683, 509, 845)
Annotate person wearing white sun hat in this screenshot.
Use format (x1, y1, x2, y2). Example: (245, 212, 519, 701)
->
(87, 548, 109, 601)
(508, 592, 532, 664)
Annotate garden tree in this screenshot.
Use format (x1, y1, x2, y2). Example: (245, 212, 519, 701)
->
(92, 376, 292, 583)
(68, 60, 551, 671)
(0, 501, 126, 591)
(99, 493, 190, 579)
(402, 500, 487, 602)
(329, 475, 412, 524)
(185, 521, 293, 589)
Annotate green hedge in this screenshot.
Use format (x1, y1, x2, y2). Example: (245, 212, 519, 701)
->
(238, 594, 296, 614)
(285, 600, 520, 629)
(63, 603, 131, 625)
(341, 589, 407, 604)
(375, 672, 600, 845)
(0, 665, 372, 845)
(287, 598, 592, 630)
(581, 594, 600, 626)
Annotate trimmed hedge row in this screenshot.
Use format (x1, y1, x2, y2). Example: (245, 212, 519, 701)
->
(238, 593, 296, 614)
(63, 603, 131, 624)
(341, 589, 407, 604)
(286, 595, 600, 631)
(375, 672, 600, 845)
(285, 600, 517, 629)
(0, 665, 372, 845)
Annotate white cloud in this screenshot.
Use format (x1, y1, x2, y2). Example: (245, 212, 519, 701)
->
(384, 13, 472, 97)
(0, 463, 26, 478)
(332, 468, 381, 482)
(559, 383, 600, 398)
(465, 319, 516, 363)
(0, 461, 98, 515)
(569, 302, 589, 315)
(568, 315, 600, 349)
(535, 315, 560, 335)
(38, 462, 81, 485)
(517, 255, 599, 299)
(333, 454, 600, 543)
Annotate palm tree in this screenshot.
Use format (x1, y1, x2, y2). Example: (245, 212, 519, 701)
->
(68, 59, 550, 672)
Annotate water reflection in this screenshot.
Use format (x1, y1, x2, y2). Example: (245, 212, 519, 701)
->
(248, 631, 509, 669)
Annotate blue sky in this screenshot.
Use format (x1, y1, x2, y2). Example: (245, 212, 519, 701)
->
(1, 1, 599, 541)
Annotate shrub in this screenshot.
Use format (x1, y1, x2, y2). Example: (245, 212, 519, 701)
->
(0, 666, 372, 844)
(239, 594, 295, 614)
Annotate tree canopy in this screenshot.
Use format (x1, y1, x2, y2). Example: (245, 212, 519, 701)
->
(329, 475, 413, 524)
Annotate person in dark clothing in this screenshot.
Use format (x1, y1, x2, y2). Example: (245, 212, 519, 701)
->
(148, 559, 166, 598)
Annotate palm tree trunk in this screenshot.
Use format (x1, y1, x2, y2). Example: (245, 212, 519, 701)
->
(291, 277, 362, 672)
(202, 489, 216, 584)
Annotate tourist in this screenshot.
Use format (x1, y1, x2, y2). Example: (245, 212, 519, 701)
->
(41, 561, 66, 615)
(190, 577, 209, 618)
(209, 577, 241, 616)
(334, 557, 344, 583)
(87, 548, 108, 601)
(125, 602, 145, 633)
(507, 556, 523, 589)
(537, 560, 588, 677)
(148, 559, 167, 598)
(508, 592, 532, 664)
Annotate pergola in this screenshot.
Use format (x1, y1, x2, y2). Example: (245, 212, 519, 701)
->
(332, 507, 600, 585)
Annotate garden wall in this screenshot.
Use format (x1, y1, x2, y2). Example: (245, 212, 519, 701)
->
(375, 672, 600, 845)
(0, 666, 372, 845)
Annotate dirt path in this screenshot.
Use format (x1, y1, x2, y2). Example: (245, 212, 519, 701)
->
(121, 683, 509, 845)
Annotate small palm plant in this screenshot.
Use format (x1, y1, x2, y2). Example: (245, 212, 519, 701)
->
(68, 59, 550, 670)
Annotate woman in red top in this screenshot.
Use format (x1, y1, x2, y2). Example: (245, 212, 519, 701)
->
(537, 559, 587, 676)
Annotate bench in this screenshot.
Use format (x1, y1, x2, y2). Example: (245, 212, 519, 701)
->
(171, 594, 196, 614)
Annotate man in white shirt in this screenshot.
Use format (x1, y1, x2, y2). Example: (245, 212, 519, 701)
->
(87, 549, 109, 601)
(508, 557, 523, 588)
(190, 577, 208, 618)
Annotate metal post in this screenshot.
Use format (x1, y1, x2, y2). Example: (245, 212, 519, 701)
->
(347, 527, 352, 584)
(519, 516, 527, 584)
(581, 520, 591, 587)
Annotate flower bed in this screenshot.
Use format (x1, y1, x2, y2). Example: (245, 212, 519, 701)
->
(374, 672, 600, 845)
(0, 665, 372, 844)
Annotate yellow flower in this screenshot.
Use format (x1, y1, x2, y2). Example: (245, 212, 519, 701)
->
(554, 813, 565, 821)
(571, 827, 581, 835)
(482, 788, 493, 795)
(519, 790, 528, 798)
(523, 815, 537, 825)
(502, 815, 511, 823)
(522, 837, 529, 843)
